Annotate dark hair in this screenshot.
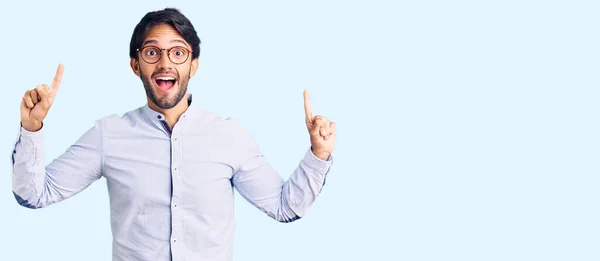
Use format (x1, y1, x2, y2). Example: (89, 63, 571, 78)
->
(129, 8, 201, 60)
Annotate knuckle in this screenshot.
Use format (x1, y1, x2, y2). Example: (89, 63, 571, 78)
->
(315, 115, 329, 123)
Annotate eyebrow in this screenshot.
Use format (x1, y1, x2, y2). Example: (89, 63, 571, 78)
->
(141, 39, 190, 48)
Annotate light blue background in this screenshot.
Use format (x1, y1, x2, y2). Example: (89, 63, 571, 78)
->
(1, 0, 599, 260)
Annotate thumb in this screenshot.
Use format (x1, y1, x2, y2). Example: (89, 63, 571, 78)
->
(37, 84, 52, 110)
(308, 116, 324, 136)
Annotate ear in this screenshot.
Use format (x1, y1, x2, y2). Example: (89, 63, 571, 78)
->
(130, 58, 141, 77)
(189, 58, 199, 78)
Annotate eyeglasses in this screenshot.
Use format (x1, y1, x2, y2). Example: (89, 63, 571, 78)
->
(136, 45, 192, 64)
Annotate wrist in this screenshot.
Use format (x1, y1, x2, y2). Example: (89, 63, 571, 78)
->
(311, 148, 330, 161)
(22, 121, 42, 132)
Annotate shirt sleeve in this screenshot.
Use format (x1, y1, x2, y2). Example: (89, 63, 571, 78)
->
(231, 121, 333, 223)
(11, 121, 103, 209)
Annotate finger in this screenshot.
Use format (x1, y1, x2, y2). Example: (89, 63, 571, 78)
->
(320, 125, 330, 140)
(303, 89, 313, 124)
(37, 84, 52, 109)
(50, 63, 64, 96)
(329, 121, 336, 135)
(320, 124, 328, 137)
(323, 121, 335, 140)
(23, 91, 34, 108)
(314, 116, 329, 137)
(37, 84, 49, 98)
(30, 87, 40, 104)
(20, 98, 29, 116)
(314, 116, 329, 135)
(311, 116, 325, 135)
(313, 115, 326, 126)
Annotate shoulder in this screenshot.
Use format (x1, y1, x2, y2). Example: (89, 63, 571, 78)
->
(192, 107, 249, 134)
(191, 107, 257, 145)
(93, 106, 145, 131)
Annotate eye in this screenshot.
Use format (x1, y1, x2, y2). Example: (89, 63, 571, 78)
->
(142, 47, 160, 57)
(173, 48, 187, 56)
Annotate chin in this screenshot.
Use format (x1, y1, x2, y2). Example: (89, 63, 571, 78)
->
(151, 86, 187, 110)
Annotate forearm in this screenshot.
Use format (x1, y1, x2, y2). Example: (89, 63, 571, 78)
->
(11, 122, 103, 209)
(11, 127, 55, 208)
(278, 149, 331, 220)
(234, 148, 333, 223)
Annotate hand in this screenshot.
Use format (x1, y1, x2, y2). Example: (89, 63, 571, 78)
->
(21, 64, 64, 132)
(304, 89, 336, 161)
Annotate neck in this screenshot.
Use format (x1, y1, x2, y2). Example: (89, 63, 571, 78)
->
(148, 94, 189, 128)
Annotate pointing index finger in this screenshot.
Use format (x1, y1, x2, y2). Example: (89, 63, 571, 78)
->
(50, 63, 64, 95)
(303, 89, 313, 122)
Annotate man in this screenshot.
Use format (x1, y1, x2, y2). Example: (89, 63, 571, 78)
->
(12, 8, 335, 261)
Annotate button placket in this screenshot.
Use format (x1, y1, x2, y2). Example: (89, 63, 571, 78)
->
(172, 134, 180, 184)
(170, 129, 182, 255)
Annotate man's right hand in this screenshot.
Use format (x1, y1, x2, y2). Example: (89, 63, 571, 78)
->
(20, 64, 64, 132)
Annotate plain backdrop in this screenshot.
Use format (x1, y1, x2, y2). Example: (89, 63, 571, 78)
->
(1, 0, 599, 260)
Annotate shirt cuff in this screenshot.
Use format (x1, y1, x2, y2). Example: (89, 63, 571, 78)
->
(17, 123, 45, 145)
(301, 148, 333, 175)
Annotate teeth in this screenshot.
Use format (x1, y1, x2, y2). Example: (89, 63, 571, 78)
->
(156, 77, 175, 81)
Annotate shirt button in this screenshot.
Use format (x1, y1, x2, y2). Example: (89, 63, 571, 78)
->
(157, 115, 162, 119)
(174, 137, 178, 141)
(172, 239, 177, 243)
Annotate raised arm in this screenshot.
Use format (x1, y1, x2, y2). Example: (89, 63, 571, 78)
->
(12, 64, 103, 209)
(231, 89, 335, 222)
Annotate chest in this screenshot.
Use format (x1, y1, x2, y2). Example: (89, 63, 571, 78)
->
(102, 130, 239, 210)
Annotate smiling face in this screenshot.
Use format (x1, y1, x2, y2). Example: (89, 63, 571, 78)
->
(131, 24, 199, 110)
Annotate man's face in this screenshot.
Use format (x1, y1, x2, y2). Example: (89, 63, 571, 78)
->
(131, 24, 198, 110)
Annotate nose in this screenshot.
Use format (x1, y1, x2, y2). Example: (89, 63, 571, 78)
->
(158, 49, 173, 70)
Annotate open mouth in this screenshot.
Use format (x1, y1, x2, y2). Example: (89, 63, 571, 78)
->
(154, 76, 177, 92)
